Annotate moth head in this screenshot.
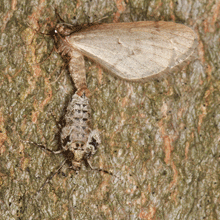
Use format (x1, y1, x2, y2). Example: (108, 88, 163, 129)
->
(49, 22, 86, 53)
(54, 23, 72, 37)
(54, 23, 88, 37)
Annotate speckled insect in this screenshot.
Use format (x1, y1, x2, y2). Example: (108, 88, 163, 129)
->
(23, 93, 103, 194)
(61, 93, 100, 170)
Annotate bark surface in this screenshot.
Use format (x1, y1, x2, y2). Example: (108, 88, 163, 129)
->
(0, 0, 219, 219)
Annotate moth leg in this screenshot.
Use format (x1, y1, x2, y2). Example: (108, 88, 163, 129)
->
(49, 64, 68, 85)
(51, 149, 64, 154)
(68, 185, 78, 220)
(85, 158, 116, 178)
(23, 150, 67, 213)
(35, 158, 67, 195)
(44, 109, 64, 129)
(26, 21, 57, 65)
(33, 45, 56, 65)
(85, 158, 97, 170)
(55, 7, 65, 23)
(20, 140, 64, 154)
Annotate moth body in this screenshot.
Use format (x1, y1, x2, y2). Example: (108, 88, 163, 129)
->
(55, 33, 89, 96)
(61, 93, 100, 169)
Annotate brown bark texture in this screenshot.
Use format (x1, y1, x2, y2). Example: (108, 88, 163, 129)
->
(0, 0, 219, 219)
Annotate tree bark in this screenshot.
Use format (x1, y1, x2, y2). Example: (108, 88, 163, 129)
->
(0, 0, 219, 219)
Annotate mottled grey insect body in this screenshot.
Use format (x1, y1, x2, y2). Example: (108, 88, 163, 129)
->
(61, 93, 100, 170)
(52, 20, 197, 170)
(61, 93, 91, 145)
(21, 94, 101, 195)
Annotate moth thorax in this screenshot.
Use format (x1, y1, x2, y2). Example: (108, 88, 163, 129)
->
(55, 24, 73, 36)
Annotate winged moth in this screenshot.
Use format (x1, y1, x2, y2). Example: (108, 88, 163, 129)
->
(53, 20, 197, 95)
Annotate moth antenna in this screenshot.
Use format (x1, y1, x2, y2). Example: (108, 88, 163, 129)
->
(47, 64, 67, 86)
(19, 139, 67, 213)
(55, 7, 65, 23)
(57, 22, 76, 27)
(57, 14, 109, 29)
(98, 168, 123, 182)
(92, 15, 109, 23)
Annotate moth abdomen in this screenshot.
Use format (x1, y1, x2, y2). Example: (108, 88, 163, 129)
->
(68, 50, 88, 95)
(54, 24, 90, 96)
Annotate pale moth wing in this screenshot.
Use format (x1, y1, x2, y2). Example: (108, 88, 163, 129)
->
(65, 21, 197, 81)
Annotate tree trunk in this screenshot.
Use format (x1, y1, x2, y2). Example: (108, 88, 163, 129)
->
(0, 0, 219, 219)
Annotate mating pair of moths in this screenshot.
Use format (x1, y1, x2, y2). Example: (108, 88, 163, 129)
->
(50, 20, 197, 171)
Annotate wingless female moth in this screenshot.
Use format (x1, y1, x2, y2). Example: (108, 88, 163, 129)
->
(24, 18, 197, 194)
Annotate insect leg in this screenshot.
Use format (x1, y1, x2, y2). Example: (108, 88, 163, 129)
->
(20, 139, 64, 154)
(84, 158, 124, 183)
(68, 185, 78, 220)
(35, 158, 67, 195)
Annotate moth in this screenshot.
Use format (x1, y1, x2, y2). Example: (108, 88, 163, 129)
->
(60, 93, 101, 171)
(53, 20, 197, 96)
(22, 93, 103, 194)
